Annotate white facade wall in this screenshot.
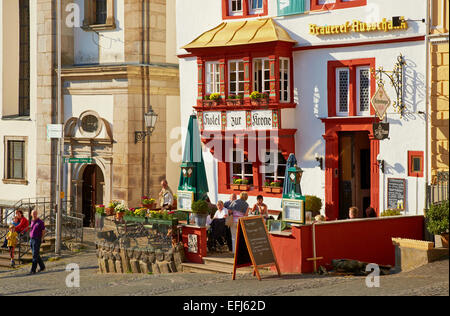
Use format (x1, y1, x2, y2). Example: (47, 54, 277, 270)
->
(179, 0, 429, 214)
(0, 0, 38, 204)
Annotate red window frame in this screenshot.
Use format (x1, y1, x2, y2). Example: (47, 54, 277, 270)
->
(310, 0, 367, 11)
(408, 151, 424, 177)
(222, 0, 268, 20)
(327, 58, 376, 117)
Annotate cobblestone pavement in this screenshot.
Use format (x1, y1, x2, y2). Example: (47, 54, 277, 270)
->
(0, 249, 447, 296)
(0, 229, 448, 296)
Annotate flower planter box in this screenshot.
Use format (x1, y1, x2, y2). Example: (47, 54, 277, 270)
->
(251, 99, 269, 106)
(123, 215, 148, 224)
(230, 184, 241, 190)
(239, 184, 250, 191)
(271, 187, 282, 194)
(263, 187, 272, 193)
(202, 100, 219, 107)
(226, 99, 244, 106)
(143, 203, 156, 209)
(148, 218, 179, 226)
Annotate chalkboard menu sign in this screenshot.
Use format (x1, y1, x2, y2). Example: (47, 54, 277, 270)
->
(387, 178, 406, 210)
(232, 216, 281, 281)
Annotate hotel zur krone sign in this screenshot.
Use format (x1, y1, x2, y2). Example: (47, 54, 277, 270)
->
(309, 17, 408, 36)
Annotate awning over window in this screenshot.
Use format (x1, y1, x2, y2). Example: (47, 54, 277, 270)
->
(182, 18, 296, 50)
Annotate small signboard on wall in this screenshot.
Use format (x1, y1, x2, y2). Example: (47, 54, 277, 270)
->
(177, 190, 194, 212)
(282, 198, 305, 224)
(387, 178, 406, 210)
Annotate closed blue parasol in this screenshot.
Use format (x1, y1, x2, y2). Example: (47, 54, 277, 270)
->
(178, 114, 209, 201)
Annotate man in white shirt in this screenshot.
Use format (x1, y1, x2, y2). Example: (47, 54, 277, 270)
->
(159, 179, 174, 210)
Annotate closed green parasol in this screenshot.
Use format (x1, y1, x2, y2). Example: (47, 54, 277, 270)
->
(282, 153, 303, 199)
(178, 114, 209, 201)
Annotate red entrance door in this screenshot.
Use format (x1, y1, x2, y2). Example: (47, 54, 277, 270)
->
(322, 118, 380, 220)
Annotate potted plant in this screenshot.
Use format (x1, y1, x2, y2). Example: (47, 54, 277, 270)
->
(95, 205, 106, 216)
(203, 93, 221, 106)
(263, 179, 272, 193)
(305, 195, 323, 217)
(250, 91, 269, 106)
(426, 200, 449, 248)
(115, 203, 127, 221)
(173, 194, 178, 209)
(141, 196, 156, 209)
(105, 201, 119, 216)
(231, 176, 241, 190)
(240, 177, 250, 191)
(270, 180, 283, 194)
(95, 205, 106, 229)
(226, 94, 244, 106)
(380, 209, 402, 217)
(191, 200, 210, 227)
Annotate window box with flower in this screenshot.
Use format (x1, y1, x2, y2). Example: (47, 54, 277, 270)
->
(202, 93, 222, 106)
(226, 94, 244, 106)
(263, 179, 283, 193)
(231, 177, 251, 191)
(250, 91, 269, 106)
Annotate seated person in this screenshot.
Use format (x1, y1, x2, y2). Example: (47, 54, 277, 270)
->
(208, 201, 228, 252)
(348, 206, 359, 219)
(246, 195, 269, 220)
(365, 207, 377, 218)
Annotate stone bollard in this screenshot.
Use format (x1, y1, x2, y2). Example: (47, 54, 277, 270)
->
(158, 262, 170, 274)
(130, 259, 141, 274)
(152, 263, 161, 274)
(115, 260, 124, 274)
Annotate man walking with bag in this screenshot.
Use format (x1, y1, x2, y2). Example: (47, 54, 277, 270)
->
(28, 210, 46, 275)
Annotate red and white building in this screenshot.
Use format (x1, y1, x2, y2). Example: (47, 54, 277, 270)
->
(176, 0, 429, 220)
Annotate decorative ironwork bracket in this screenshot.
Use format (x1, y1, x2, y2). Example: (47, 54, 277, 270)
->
(135, 131, 149, 144)
(371, 54, 406, 118)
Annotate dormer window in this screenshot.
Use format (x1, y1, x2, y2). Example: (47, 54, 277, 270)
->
(222, 0, 268, 19)
(249, 0, 264, 14)
(230, 0, 243, 15)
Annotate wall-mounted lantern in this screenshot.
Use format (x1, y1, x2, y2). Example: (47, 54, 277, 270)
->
(135, 107, 158, 144)
(315, 153, 324, 170)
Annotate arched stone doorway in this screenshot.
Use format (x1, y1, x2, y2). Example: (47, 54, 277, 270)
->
(82, 165, 104, 227)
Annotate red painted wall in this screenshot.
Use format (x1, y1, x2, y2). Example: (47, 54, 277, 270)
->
(269, 216, 424, 274)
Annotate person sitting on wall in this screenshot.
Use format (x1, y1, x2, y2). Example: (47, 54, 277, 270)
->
(365, 207, 377, 218)
(246, 195, 269, 220)
(315, 215, 326, 222)
(159, 179, 174, 210)
(348, 206, 360, 219)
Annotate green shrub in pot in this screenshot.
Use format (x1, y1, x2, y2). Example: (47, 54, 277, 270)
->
(305, 195, 323, 217)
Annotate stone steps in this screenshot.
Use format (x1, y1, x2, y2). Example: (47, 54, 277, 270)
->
(182, 256, 256, 275)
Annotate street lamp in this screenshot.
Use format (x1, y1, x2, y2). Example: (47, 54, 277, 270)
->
(135, 107, 158, 143)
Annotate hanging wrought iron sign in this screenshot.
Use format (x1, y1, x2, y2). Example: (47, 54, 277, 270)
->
(371, 54, 406, 118)
(371, 84, 391, 120)
(373, 122, 390, 140)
